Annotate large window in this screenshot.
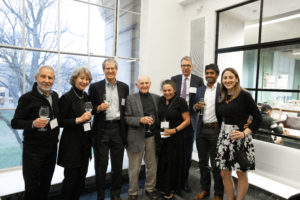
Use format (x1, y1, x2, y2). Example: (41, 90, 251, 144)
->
(216, 0, 300, 146)
(0, 0, 140, 170)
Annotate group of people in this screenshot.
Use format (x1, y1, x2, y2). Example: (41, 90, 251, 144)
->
(11, 56, 262, 200)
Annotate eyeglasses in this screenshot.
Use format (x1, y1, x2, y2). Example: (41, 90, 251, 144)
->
(105, 67, 116, 71)
(181, 64, 191, 68)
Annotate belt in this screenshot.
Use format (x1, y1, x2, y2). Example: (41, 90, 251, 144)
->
(203, 122, 219, 129)
(104, 119, 121, 124)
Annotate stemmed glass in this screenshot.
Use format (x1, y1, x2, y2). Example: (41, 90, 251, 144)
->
(145, 114, 155, 133)
(39, 106, 49, 131)
(103, 94, 111, 104)
(85, 102, 93, 122)
(85, 102, 93, 112)
(199, 98, 205, 115)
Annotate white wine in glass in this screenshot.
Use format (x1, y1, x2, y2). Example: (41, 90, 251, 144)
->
(39, 106, 49, 131)
(85, 101, 93, 122)
(85, 102, 93, 112)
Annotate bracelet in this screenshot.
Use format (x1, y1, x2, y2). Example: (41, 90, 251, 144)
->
(243, 131, 246, 138)
(175, 128, 178, 133)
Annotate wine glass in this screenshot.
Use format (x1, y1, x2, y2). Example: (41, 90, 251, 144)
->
(85, 101, 93, 122)
(199, 98, 205, 115)
(103, 94, 111, 104)
(85, 102, 93, 112)
(39, 106, 49, 131)
(145, 114, 155, 133)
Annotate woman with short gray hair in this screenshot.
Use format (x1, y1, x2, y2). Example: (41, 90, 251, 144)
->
(57, 67, 93, 200)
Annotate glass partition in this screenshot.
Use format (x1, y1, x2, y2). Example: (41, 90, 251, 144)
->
(261, 0, 300, 43)
(218, 1, 260, 49)
(217, 50, 258, 89)
(259, 44, 300, 90)
(216, 0, 300, 148)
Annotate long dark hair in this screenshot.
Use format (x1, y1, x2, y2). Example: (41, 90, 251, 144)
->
(220, 67, 245, 102)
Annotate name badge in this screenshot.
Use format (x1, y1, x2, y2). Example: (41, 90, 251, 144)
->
(189, 87, 197, 93)
(121, 98, 126, 106)
(160, 121, 169, 129)
(50, 118, 58, 129)
(83, 122, 91, 132)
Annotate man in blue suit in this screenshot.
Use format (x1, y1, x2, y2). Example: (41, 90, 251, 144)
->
(193, 64, 224, 200)
(171, 56, 204, 192)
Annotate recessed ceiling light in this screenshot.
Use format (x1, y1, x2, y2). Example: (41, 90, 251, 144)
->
(245, 13, 300, 29)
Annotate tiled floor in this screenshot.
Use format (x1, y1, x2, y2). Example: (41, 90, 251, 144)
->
(76, 164, 284, 200)
(2, 164, 285, 200)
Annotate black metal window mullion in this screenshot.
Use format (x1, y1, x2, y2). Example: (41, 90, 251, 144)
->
(254, 0, 264, 102)
(215, 0, 300, 103)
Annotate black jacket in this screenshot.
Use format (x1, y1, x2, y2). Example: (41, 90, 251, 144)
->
(171, 74, 204, 111)
(11, 82, 60, 147)
(88, 80, 129, 144)
(57, 88, 92, 168)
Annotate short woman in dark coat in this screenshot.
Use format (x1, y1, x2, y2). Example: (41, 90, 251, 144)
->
(57, 67, 93, 200)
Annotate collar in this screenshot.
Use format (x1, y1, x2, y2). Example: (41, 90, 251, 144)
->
(182, 74, 191, 80)
(72, 86, 84, 94)
(139, 91, 150, 97)
(206, 82, 218, 89)
(105, 78, 117, 86)
(36, 84, 52, 97)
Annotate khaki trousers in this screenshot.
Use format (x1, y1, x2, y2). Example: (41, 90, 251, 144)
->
(127, 136, 157, 195)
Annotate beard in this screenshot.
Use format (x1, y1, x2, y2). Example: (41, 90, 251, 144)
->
(37, 82, 52, 93)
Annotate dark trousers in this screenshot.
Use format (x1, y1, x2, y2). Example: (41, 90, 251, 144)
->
(183, 124, 194, 186)
(94, 122, 124, 200)
(22, 144, 57, 200)
(61, 149, 90, 200)
(196, 127, 224, 196)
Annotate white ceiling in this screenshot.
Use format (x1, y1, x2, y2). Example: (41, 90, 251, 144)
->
(226, 0, 300, 22)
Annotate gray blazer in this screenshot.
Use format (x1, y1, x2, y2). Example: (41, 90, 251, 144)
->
(125, 92, 160, 153)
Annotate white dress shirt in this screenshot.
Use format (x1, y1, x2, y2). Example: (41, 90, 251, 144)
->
(203, 82, 218, 124)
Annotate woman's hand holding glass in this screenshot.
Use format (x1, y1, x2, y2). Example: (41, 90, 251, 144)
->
(76, 112, 92, 124)
(84, 102, 93, 122)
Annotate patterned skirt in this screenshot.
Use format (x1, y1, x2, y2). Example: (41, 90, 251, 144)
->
(215, 122, 255, 171)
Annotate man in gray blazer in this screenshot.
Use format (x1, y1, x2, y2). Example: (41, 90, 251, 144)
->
(125, 75, 160, 200)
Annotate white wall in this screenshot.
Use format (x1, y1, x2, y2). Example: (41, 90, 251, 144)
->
(140, 0, 246, 94)
(139, 0, 187, 94)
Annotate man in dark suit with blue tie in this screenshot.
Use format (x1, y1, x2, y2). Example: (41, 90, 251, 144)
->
(89, 59, 129, 200)
(193, 64, 224, 200)
(171, 56, 204, 193)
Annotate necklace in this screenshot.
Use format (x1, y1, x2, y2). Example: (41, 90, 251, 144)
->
(225, 99, 231, 104)
(225, 95, 232, 104)
(72, 88, 84, 99)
